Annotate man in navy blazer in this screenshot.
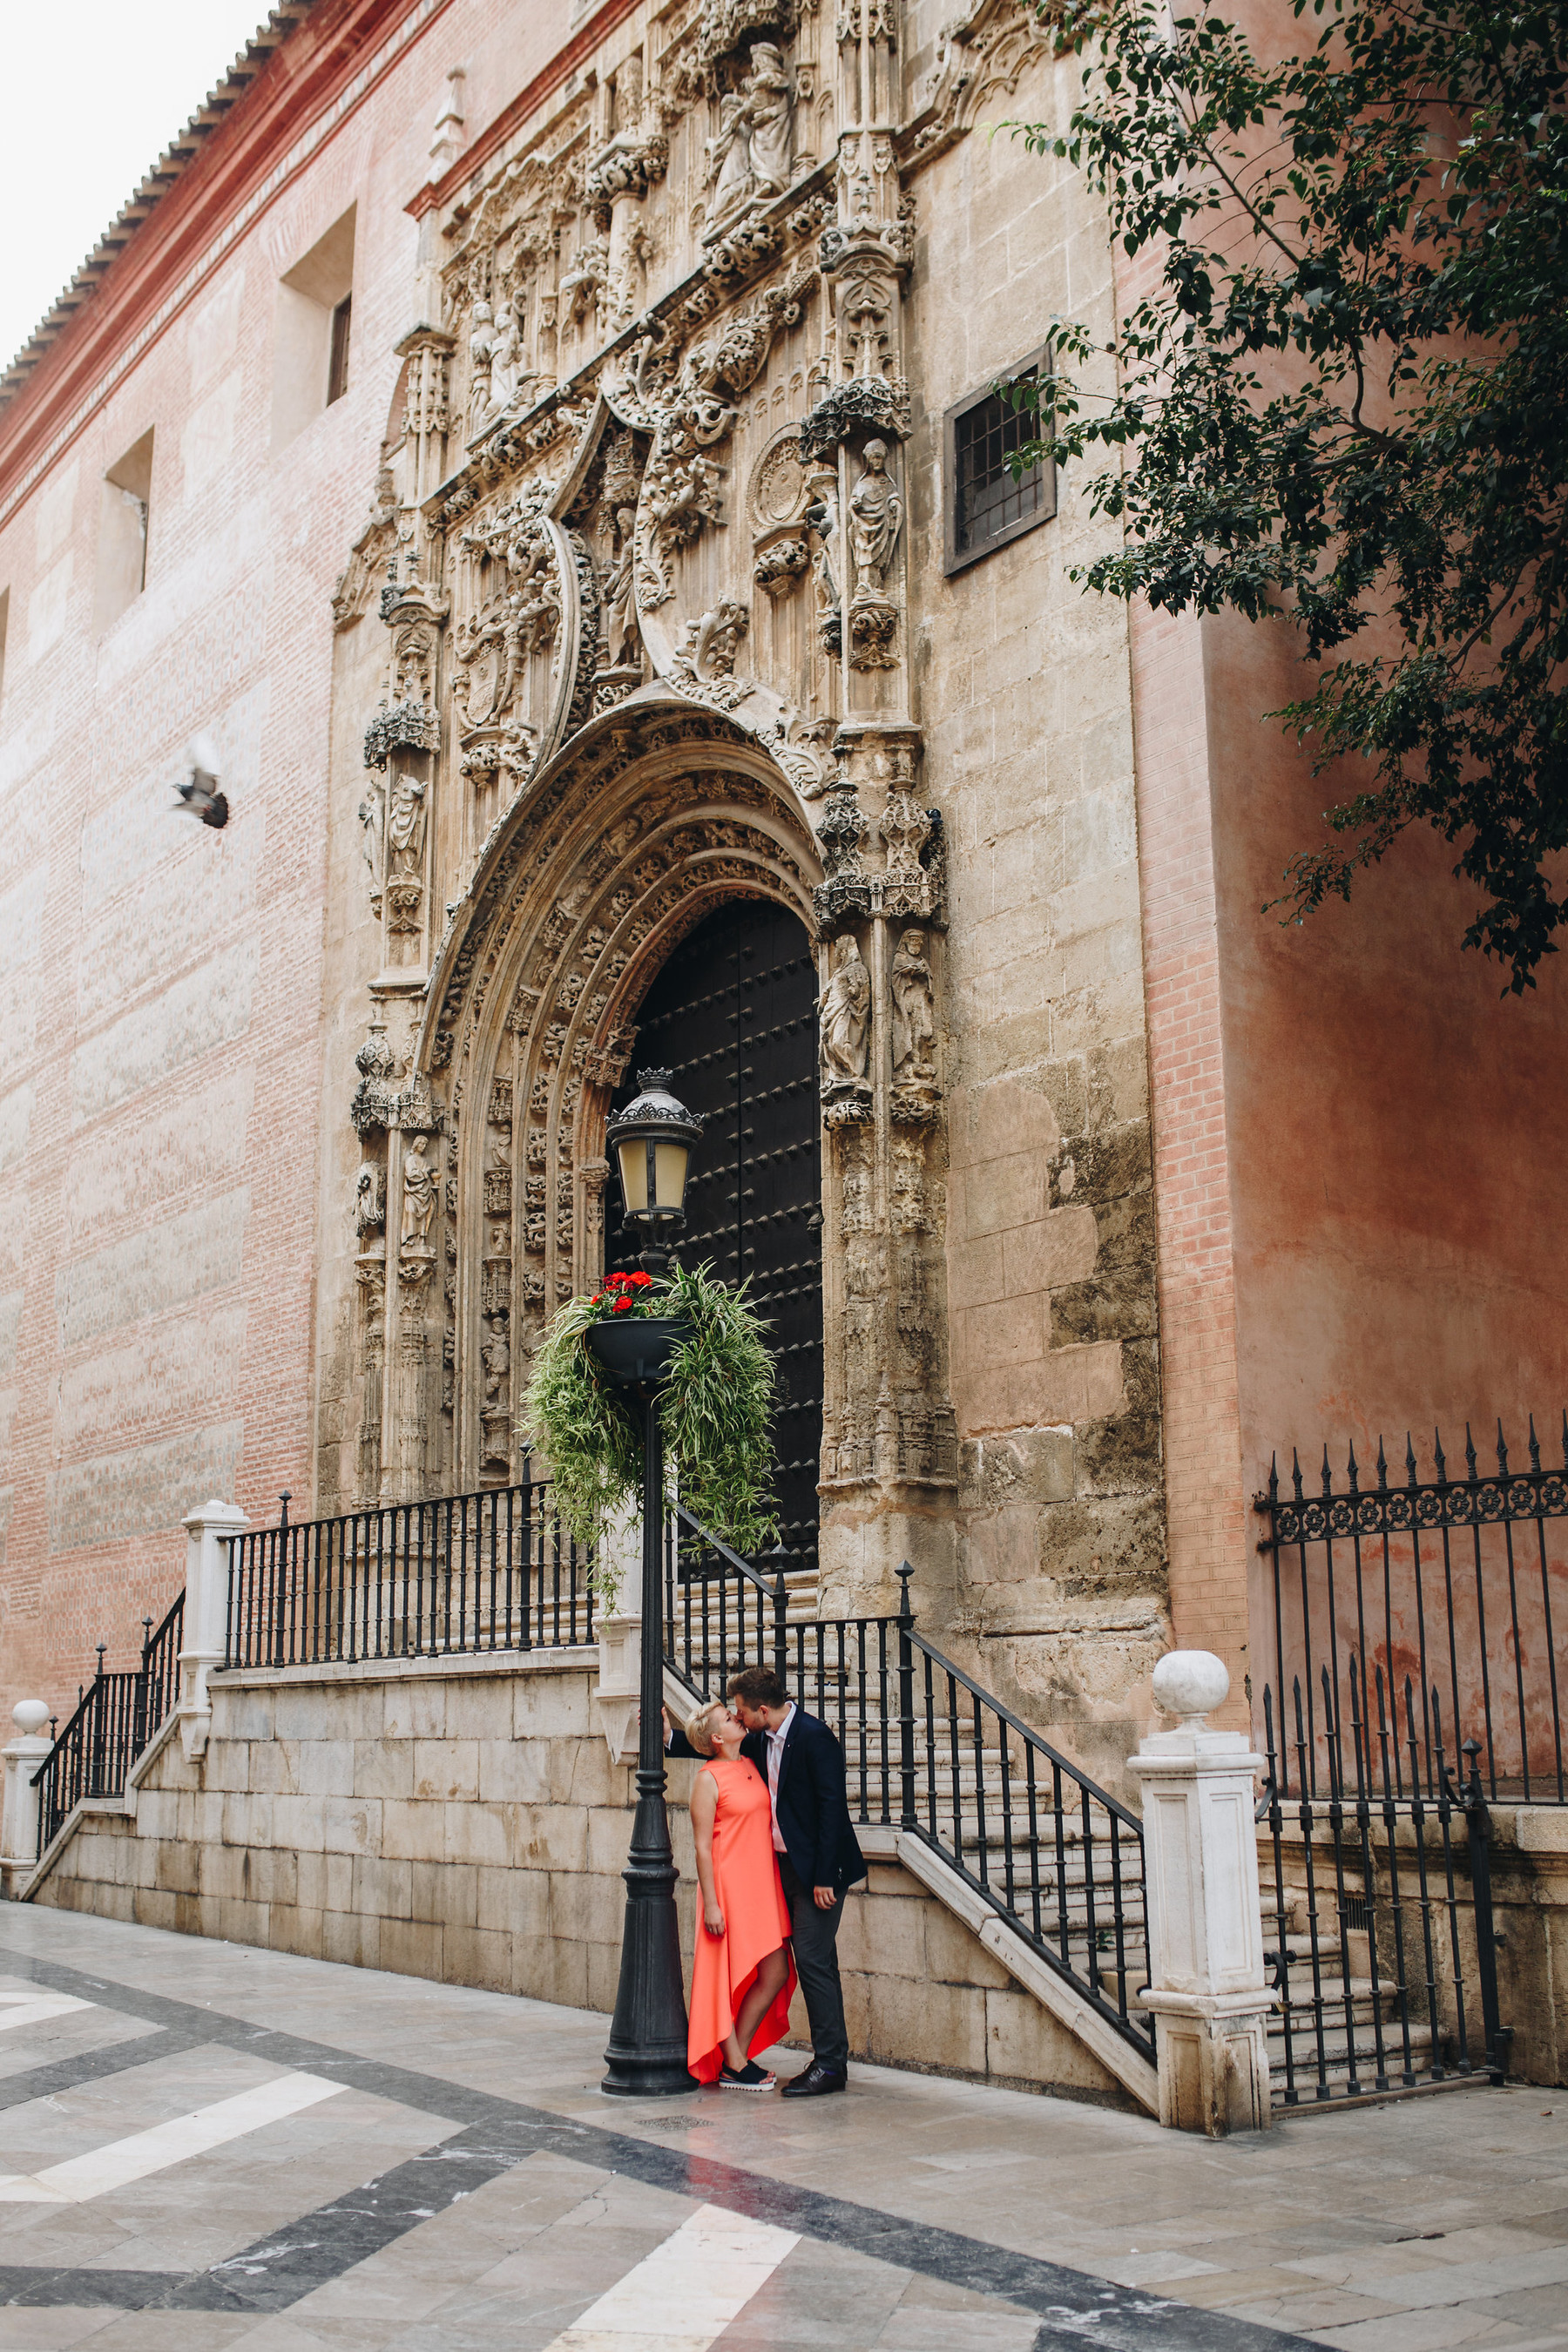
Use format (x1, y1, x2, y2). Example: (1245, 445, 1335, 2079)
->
(666, 1662, 865, 2096)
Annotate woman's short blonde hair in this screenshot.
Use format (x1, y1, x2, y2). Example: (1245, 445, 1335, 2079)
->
(684, 1700, 725, 1757)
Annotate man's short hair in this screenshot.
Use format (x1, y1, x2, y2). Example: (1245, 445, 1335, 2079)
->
(728, 1663, 787, 1709)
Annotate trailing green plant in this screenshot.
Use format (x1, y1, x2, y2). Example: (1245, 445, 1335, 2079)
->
(519, 1260, 779, 1589)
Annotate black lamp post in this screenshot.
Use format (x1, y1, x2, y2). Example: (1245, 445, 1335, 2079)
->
(595, 1069, 704, 2098)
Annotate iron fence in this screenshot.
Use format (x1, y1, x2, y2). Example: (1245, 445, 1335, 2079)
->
(31, 1592, 185, 1854)
(660, 1515, 1153, 2063)
(1256, 1421, 1567, 1802)
(1259, 1665, 1509, 2105)
(225, 1473, 595, 1667)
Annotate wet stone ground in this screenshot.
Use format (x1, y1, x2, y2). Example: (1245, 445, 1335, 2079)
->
(0, 1908, 1564, 2351)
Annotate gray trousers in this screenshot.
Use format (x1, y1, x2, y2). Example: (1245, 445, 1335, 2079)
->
(779, 1854, 848, 2072)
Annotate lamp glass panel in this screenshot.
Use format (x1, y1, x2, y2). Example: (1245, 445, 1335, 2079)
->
(616, 1134, 648, 1213)
(652, 1139, 690, 1213)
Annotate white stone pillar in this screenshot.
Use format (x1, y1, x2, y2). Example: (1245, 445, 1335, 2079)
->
(177, 1498, 250, 1762)
(1129, 1650, 1274, 2135)
(2, 1701, 51, 1875)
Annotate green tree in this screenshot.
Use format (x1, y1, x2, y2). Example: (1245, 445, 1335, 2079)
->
(1009, 0, 1568, 989)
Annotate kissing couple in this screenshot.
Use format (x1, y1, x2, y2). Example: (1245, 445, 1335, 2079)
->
(665, 1663, 866, 2093)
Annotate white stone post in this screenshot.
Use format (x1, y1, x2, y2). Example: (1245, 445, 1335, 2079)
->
(593, 1502, 645, 1761)
(1129, 1650, 1274, 2135)
(177, 1498, 249, 1762)
(2, 1701, 51, 1879)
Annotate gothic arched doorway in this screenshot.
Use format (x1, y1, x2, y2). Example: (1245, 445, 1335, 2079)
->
(607, 901, 822, 1576)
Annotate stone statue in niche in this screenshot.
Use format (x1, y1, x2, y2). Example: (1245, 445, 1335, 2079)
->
(467, 299, 496, 434)
(355, 1164, 386, 1239)
(386, 771, 428, 874)
(357, 781, 383, 907)
(890, 928, 936, 1079)
(804, 463, 842, 656)
(703, 44, 794, 233)
(848, 440, 902, 590)
(602, 506, 640, 666)
(820, 935, 871, 1090)
(487, 301, 524, 415)
(401, 1135, 438, 1247)
(482, 1315, 510, 1406)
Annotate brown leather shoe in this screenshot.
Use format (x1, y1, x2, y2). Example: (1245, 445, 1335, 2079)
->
(779, 2059, 847, 2098)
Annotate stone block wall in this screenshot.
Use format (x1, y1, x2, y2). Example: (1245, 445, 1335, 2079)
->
(30, 1650, 1133, 2107)
(905, 42, 1169, 1788)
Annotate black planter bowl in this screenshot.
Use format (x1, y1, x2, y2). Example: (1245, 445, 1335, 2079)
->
(585, 1316, 690, 1387)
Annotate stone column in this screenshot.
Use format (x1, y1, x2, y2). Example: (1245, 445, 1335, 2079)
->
(1128, 1650, 1274, 2134)
(176, 1498, 250, 1762)
(2, 1701, 51, 1877)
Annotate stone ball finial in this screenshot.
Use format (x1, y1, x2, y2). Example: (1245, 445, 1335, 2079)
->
(1152, 1649, 1229, 1728)
(12, 1700, 49, 1737)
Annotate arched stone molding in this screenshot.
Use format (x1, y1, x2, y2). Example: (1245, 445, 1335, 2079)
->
(382, 689, 821, 1501)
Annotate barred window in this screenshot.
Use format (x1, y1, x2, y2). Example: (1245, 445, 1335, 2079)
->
(943, 348, 1056, 575)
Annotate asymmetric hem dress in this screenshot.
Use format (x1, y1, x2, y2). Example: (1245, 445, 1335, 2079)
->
(687, 1755, 797, 2083)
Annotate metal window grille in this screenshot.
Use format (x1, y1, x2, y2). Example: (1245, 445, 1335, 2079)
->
(954, 380, 1042, 554)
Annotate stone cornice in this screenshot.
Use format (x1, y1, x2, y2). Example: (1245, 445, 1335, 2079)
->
(0, 0, 451, 523)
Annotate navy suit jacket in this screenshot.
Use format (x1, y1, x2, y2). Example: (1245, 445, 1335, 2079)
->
(670, 1705, 867, 1895)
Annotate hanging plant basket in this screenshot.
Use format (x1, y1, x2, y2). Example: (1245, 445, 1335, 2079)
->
(585, 1315, 689, 1387)
(521, 1262, 780, 1586)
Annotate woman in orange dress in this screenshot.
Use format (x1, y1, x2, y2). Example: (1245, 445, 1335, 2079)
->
(686, 1698, 796, 2088)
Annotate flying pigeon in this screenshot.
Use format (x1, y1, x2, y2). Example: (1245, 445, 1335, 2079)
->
(174, 738, 229, 829)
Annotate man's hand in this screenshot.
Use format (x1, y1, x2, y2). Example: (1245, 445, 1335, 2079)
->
(661, 1705, 672, 1740)
(813, 1884, 835, 1910)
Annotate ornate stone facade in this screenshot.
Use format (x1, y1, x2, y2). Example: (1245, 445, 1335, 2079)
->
(324, 0, 999, 1614)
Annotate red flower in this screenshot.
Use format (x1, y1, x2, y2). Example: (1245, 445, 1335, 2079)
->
(612, 1294, 633, 1314)
(629, 1270, 654, 1288)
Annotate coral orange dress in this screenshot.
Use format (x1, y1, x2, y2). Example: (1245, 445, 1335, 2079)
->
(687, 1756, 797, 2083)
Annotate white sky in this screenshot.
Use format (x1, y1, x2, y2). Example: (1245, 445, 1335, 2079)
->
(1, 3, 278, 374)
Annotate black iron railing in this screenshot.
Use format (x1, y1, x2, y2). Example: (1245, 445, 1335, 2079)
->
(1259, 1664, 1509, 2105)
(31, 1592, 185, 1855)
(225, 1472, 595, 1667)
(1256, 1421, 1568, 1803)
(661, 1517, 1153, 2063)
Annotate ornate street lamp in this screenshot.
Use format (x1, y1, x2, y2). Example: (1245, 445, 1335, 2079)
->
(604, 1068, 703, 1274)
(592, 1068, 703, 2098)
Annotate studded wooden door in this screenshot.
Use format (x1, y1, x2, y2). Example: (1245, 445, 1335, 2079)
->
(606, 902, 822, 1573)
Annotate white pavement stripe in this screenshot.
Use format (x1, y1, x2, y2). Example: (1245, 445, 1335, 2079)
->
(0, 1996, 94, 2033)
(542, 2202, 800, 2352)
(0, 2071, 347, 2204)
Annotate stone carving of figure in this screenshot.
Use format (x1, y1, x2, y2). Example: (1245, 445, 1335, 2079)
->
(848, 439, 902, 590)
(805, 464, 841, 609)
(355, 1164, 385, 1240)
(482, 1315, 510, 1404)
(603, 506, 639, 666)
(386, 772, 427, 874)
(487, 301, 523, 414)
(357, 782, 383, 901)
(401, 1135, 438, 1248)
(467, 300, 496, 433)
(821, 935, 871, 1086)
(890, 928, 936, 1078)
(705, 92, 752, 227)
(744, 44, 794, 199)
(703, 45, 794, 232)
